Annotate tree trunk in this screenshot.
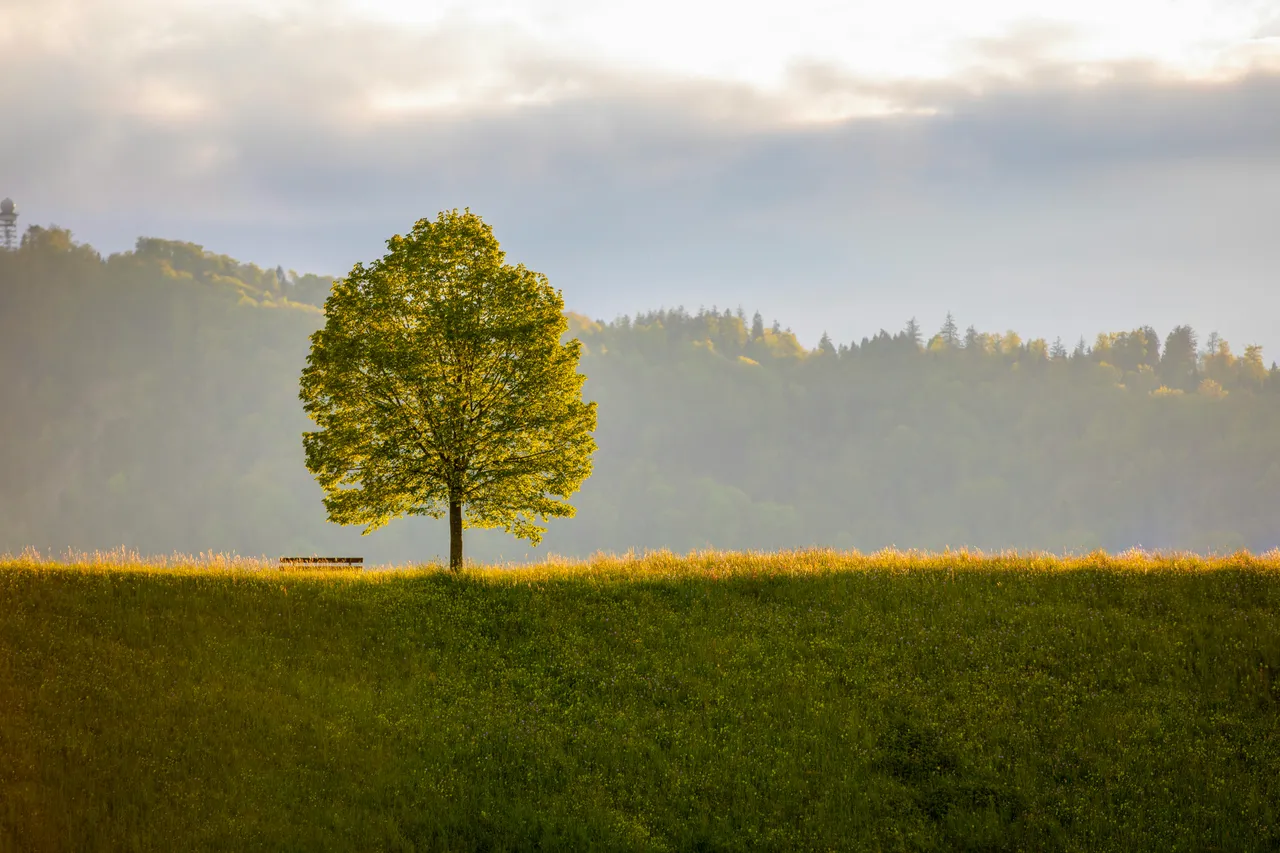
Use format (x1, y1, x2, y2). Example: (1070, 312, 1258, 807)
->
(449, 498, 464, 571)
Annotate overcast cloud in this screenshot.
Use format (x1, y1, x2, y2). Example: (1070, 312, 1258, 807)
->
(3, 2, 1279, 353)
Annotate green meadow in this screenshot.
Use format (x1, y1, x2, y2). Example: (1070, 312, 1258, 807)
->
(2, 550, 1278, 851)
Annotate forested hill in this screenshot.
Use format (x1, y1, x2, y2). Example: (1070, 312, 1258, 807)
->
(3, 227, 1279, 561)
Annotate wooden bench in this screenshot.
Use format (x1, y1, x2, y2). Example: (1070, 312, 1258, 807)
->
(279, 556, 363, 571)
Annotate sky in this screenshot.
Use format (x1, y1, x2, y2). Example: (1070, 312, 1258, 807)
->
(3, 0, 1279, 352)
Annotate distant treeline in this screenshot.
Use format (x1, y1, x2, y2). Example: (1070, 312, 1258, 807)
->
(2, 227, 1278, 559)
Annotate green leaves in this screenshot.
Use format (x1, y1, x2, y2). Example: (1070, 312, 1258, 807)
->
(300, 210, 597, 555)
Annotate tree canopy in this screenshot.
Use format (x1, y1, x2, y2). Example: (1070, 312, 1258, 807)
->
(299, 211, 597, 568)
(3, 226, 1280, 561)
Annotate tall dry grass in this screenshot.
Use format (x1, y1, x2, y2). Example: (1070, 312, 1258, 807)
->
(5, 545, 1278, 580)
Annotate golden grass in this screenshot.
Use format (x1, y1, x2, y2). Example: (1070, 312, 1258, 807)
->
(6, 545, 1279, 581)
(3, 548, 1277, 849)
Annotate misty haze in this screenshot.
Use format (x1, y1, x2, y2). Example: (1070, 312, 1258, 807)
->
(2, 233, 1279, 561)
(3, 0, 1279, 849)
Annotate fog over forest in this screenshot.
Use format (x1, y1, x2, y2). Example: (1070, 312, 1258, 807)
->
(5, 0, 1279, 562)
(7, 5, 1280, 851)
(5, 1, 1280, 358)
(3, 229, 1277, 563)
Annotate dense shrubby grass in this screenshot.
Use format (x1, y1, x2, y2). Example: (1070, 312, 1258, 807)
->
(1, 550, 1278, 851)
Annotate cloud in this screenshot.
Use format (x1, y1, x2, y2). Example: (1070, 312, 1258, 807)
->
(1257, 13, 1280, 39)
(2, 4, 1280, 356)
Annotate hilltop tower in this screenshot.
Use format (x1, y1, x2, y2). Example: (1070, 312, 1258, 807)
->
(0, 198, 17, 250)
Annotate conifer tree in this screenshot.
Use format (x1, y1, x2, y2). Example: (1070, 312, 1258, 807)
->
(939, 312, 960, 347)
(904, 317, 922, 350)
(1160, 326, 1199, 391)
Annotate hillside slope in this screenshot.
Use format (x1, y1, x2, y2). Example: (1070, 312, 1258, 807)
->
(4, 228, 1280, 559)
(2, 552, 1278, 851)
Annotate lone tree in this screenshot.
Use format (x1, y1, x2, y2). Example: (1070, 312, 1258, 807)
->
(299, 210, 597, 569)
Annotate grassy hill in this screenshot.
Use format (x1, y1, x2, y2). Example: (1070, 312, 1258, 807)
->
(2, 551, 1277, 851)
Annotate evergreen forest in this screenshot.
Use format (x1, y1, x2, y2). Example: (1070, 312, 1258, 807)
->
(3, 226, 1279, 561)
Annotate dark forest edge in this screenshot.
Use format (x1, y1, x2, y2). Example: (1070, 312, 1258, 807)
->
(3, 226, 1279, 561)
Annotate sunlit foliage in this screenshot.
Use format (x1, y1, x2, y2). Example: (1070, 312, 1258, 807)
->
(301, 211, 596, 568)
(3, 230, 1280, 561)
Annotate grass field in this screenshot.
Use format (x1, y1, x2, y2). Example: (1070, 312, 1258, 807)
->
(1, 549, 1278, 851)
